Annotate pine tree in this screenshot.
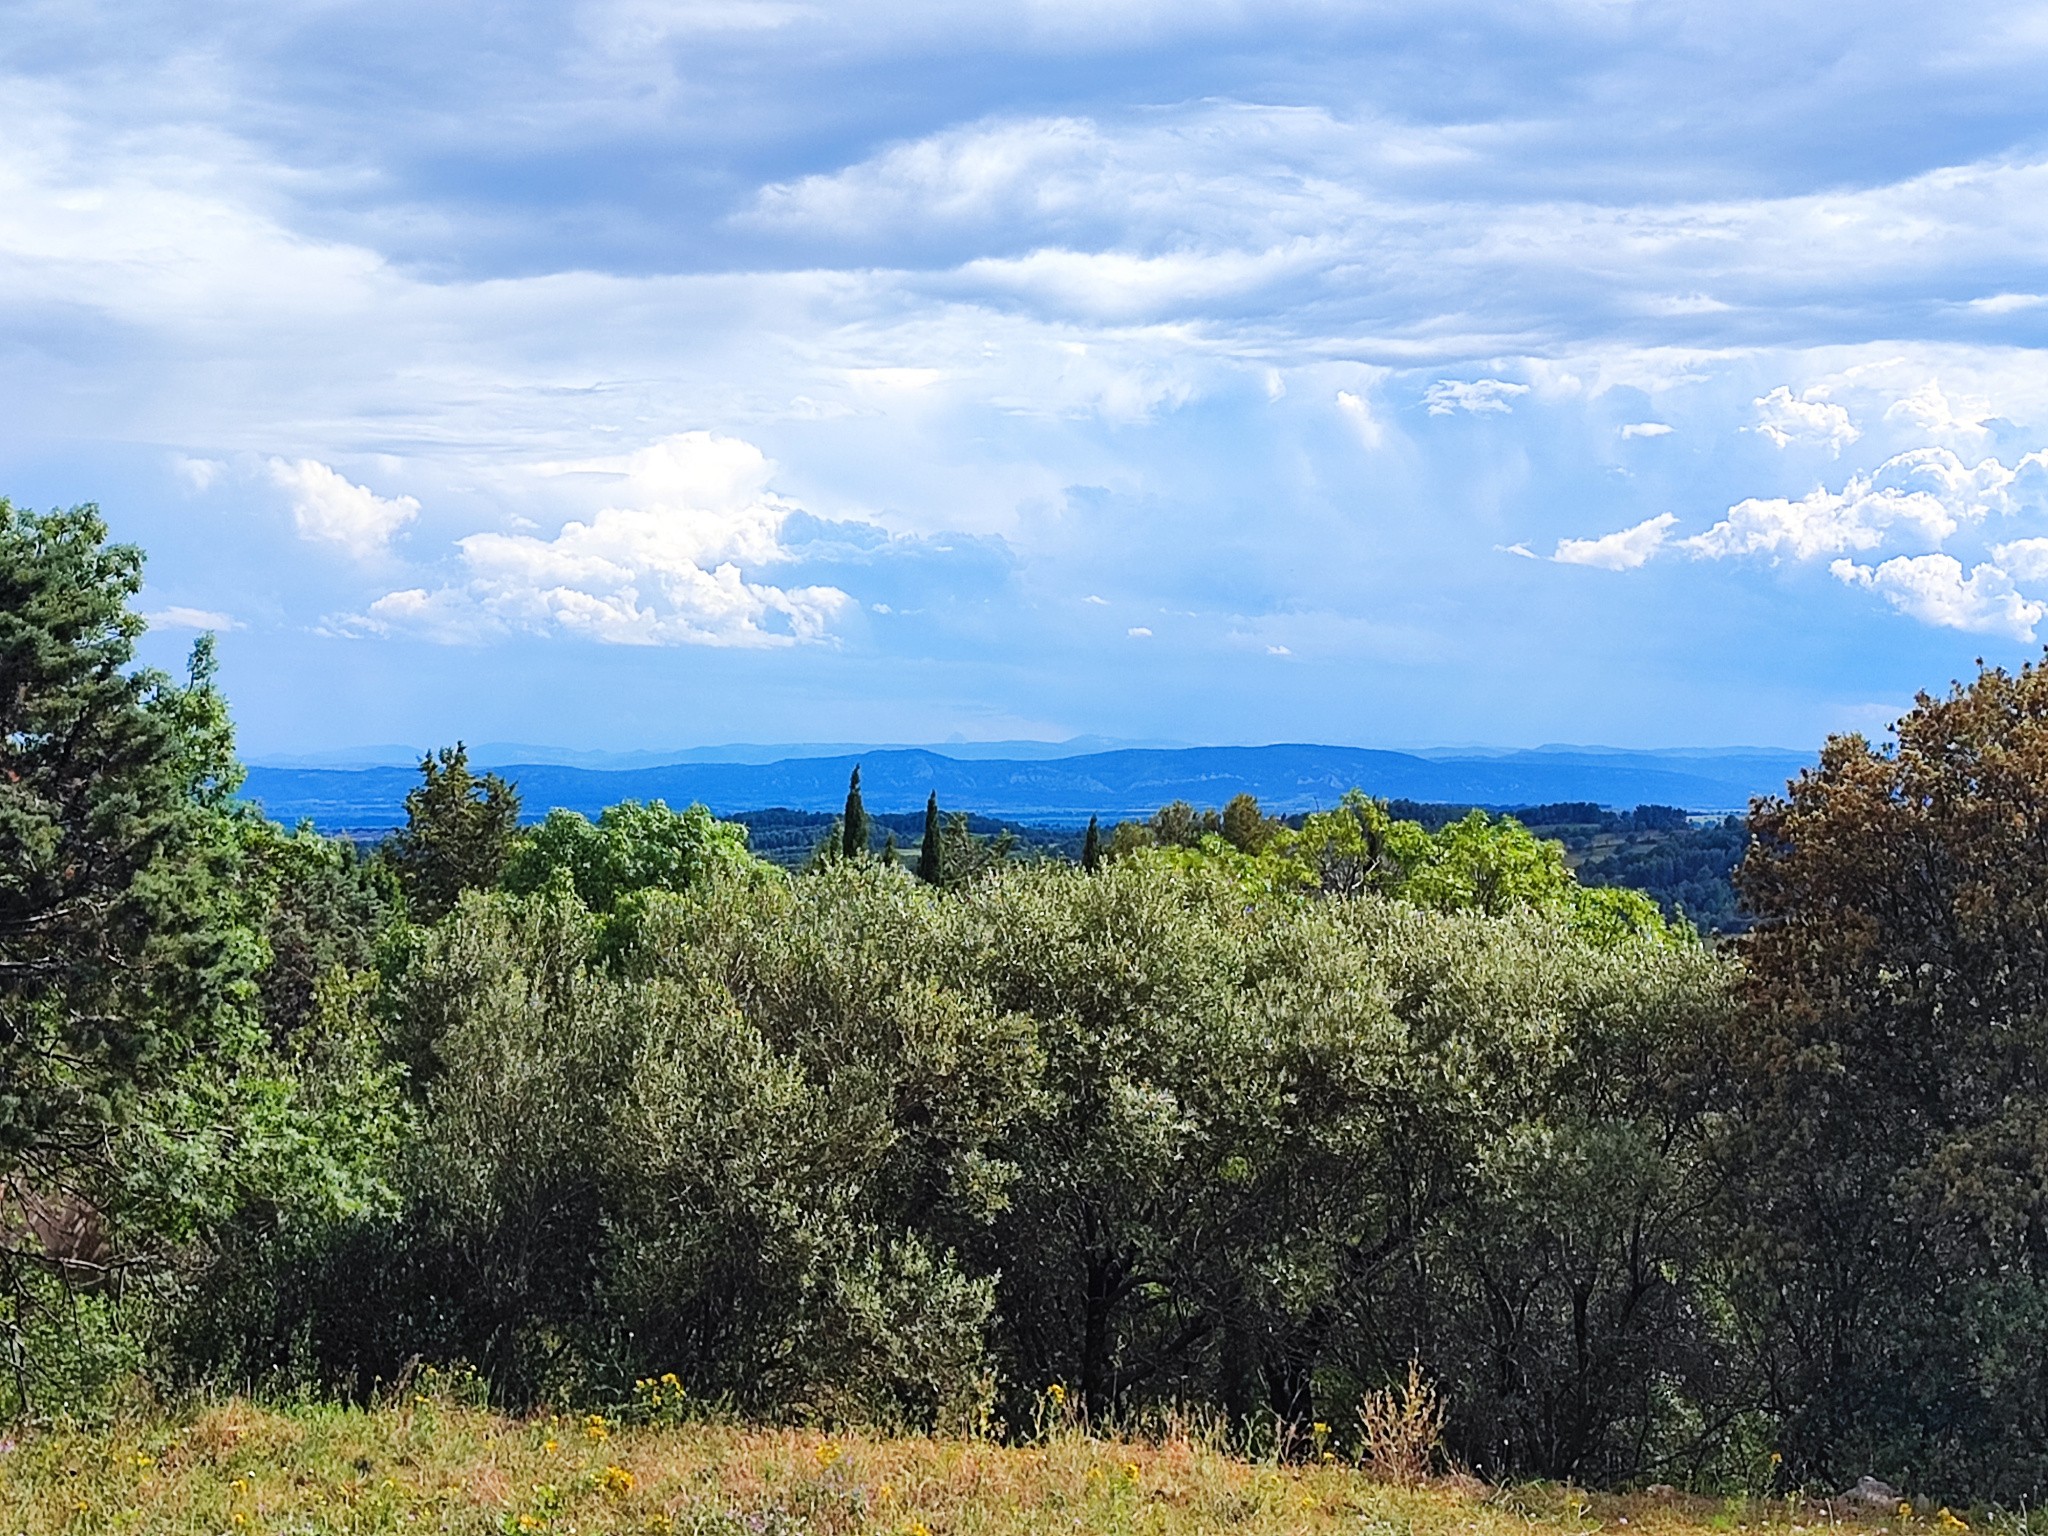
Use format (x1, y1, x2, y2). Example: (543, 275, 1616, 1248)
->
(842, 764, 869, 860)
(1082, 815, 1103, 872)
(916, 791, 943, 883)
(388, 742, 522, 921)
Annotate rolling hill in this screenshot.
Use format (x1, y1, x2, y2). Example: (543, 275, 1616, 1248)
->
(240, 742, 1811, 833)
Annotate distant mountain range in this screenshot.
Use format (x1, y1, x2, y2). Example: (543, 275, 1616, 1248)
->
(247, 735, 1183, 770)
(240, 743, 1813, 833)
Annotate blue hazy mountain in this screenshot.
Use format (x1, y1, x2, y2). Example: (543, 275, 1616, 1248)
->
(241, 743, 1812, 832)
(248, 735, 1182, 770)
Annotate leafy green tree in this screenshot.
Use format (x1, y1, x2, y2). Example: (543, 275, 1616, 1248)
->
(1081, 815, 1103, 872)
(501, 799, 766, 914)
(1150, 800, 1222, 847)
(1221, 792, 1279, 854)
(386, 745, 520, 921)
(842, 764, 869, 861)
(1722, 656, 2048, 1495)
(239, 820, 396, 1041)
(1105, 820, 1154, 859)
(916, 792, 943, 884)
(1275, 790, 1430, 897)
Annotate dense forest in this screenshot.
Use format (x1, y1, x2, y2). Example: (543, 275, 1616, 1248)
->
(12, 500, 2048, 1502)
(734, 801, 1747, 934)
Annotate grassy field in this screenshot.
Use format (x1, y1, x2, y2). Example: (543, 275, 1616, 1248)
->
(0, 1396, 1928, 1536)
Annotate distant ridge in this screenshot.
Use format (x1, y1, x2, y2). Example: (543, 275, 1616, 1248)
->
(241, 743, 1811, 833)
(246, 735, 1183, 771)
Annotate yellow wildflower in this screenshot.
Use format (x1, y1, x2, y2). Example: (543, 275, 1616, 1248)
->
(816, 1441, 843, 1469)
(585, 1414, 610, 1443)
(602, 1464, 637, 1497)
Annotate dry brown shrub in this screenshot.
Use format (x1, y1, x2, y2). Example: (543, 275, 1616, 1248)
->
(1355, 1362, 1445, 1485)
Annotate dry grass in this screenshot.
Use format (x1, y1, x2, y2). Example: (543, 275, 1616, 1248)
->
(0, 1398, 1915, 1536)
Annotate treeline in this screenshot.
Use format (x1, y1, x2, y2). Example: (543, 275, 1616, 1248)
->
(734, 798, 1746, 936)
(12, 502, 2048, 1502)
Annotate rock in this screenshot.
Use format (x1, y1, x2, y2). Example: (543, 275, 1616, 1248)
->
(1840, 1476, 1904, 1511)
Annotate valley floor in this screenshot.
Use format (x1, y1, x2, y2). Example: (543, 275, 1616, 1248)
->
(0, 1400, 1906, 1536)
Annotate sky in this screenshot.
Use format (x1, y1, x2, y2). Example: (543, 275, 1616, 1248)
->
(7, 1, 2048, 755)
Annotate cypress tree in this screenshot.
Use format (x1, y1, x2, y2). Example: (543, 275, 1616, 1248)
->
(916, 791, 943, 883)
(1082, 815, 1103, 872)
(841, 764, 869, 860)
(881, 831, 899, 867)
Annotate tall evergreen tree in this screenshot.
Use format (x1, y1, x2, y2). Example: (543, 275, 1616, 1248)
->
(841, 764, 869, 860)
(387, 743, 521, 921)
(1082, 815, 1103, 872)
(916, 791, 943, 883)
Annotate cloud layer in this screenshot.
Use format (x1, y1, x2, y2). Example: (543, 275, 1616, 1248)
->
(9, 2, 2048, 750)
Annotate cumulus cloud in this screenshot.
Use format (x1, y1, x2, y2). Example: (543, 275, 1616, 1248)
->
(1552, 513, 1676, 570)
(1830, 554, 2045, 640)
(362, 433, 852, 648)
(1684, 448, 2048, 562)
(1127, 625, 1152, 637)
(1751, 387, 1858, 453)
(1620, 421, 1673, 438)
(1992, 537, 2048, 581)
(1885, 380, 1995, 441)
(269, 459, 419, 558)
(1424, 378, 1530, 416)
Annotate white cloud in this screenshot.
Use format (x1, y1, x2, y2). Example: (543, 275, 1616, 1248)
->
(173, 455, 224, 491)
(532, 432, 797, 568)
(1990, 540, 2048, 589)
(1127, 625, 1152, 637)
(1689, 482, 1945, 560)
(1619, 421, 1673, 438)
(145, 605, 241, 631)
(364, 432, 852, 648)
(1968, 293, 2048, 314)
(1552, 512, 1676, 570)
(952, 239, 1331, 321)
(268, 458, 419, 558)
(1266, 643, 1291, 655)
(1831, 554, 2044, 640)
(1751, 386, 1860, 453)
(1884, 380, 1994, 441)
(1424, 378, 1530, 416)
(1083, 593, 1109, 604)
(1335, 389, 1383, 447)
(1684, 448, 2048, 562)
(1992, 537, 2048, 582)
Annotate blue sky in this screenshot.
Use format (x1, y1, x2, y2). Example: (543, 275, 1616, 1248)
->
(7, 1, 2048, 755)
